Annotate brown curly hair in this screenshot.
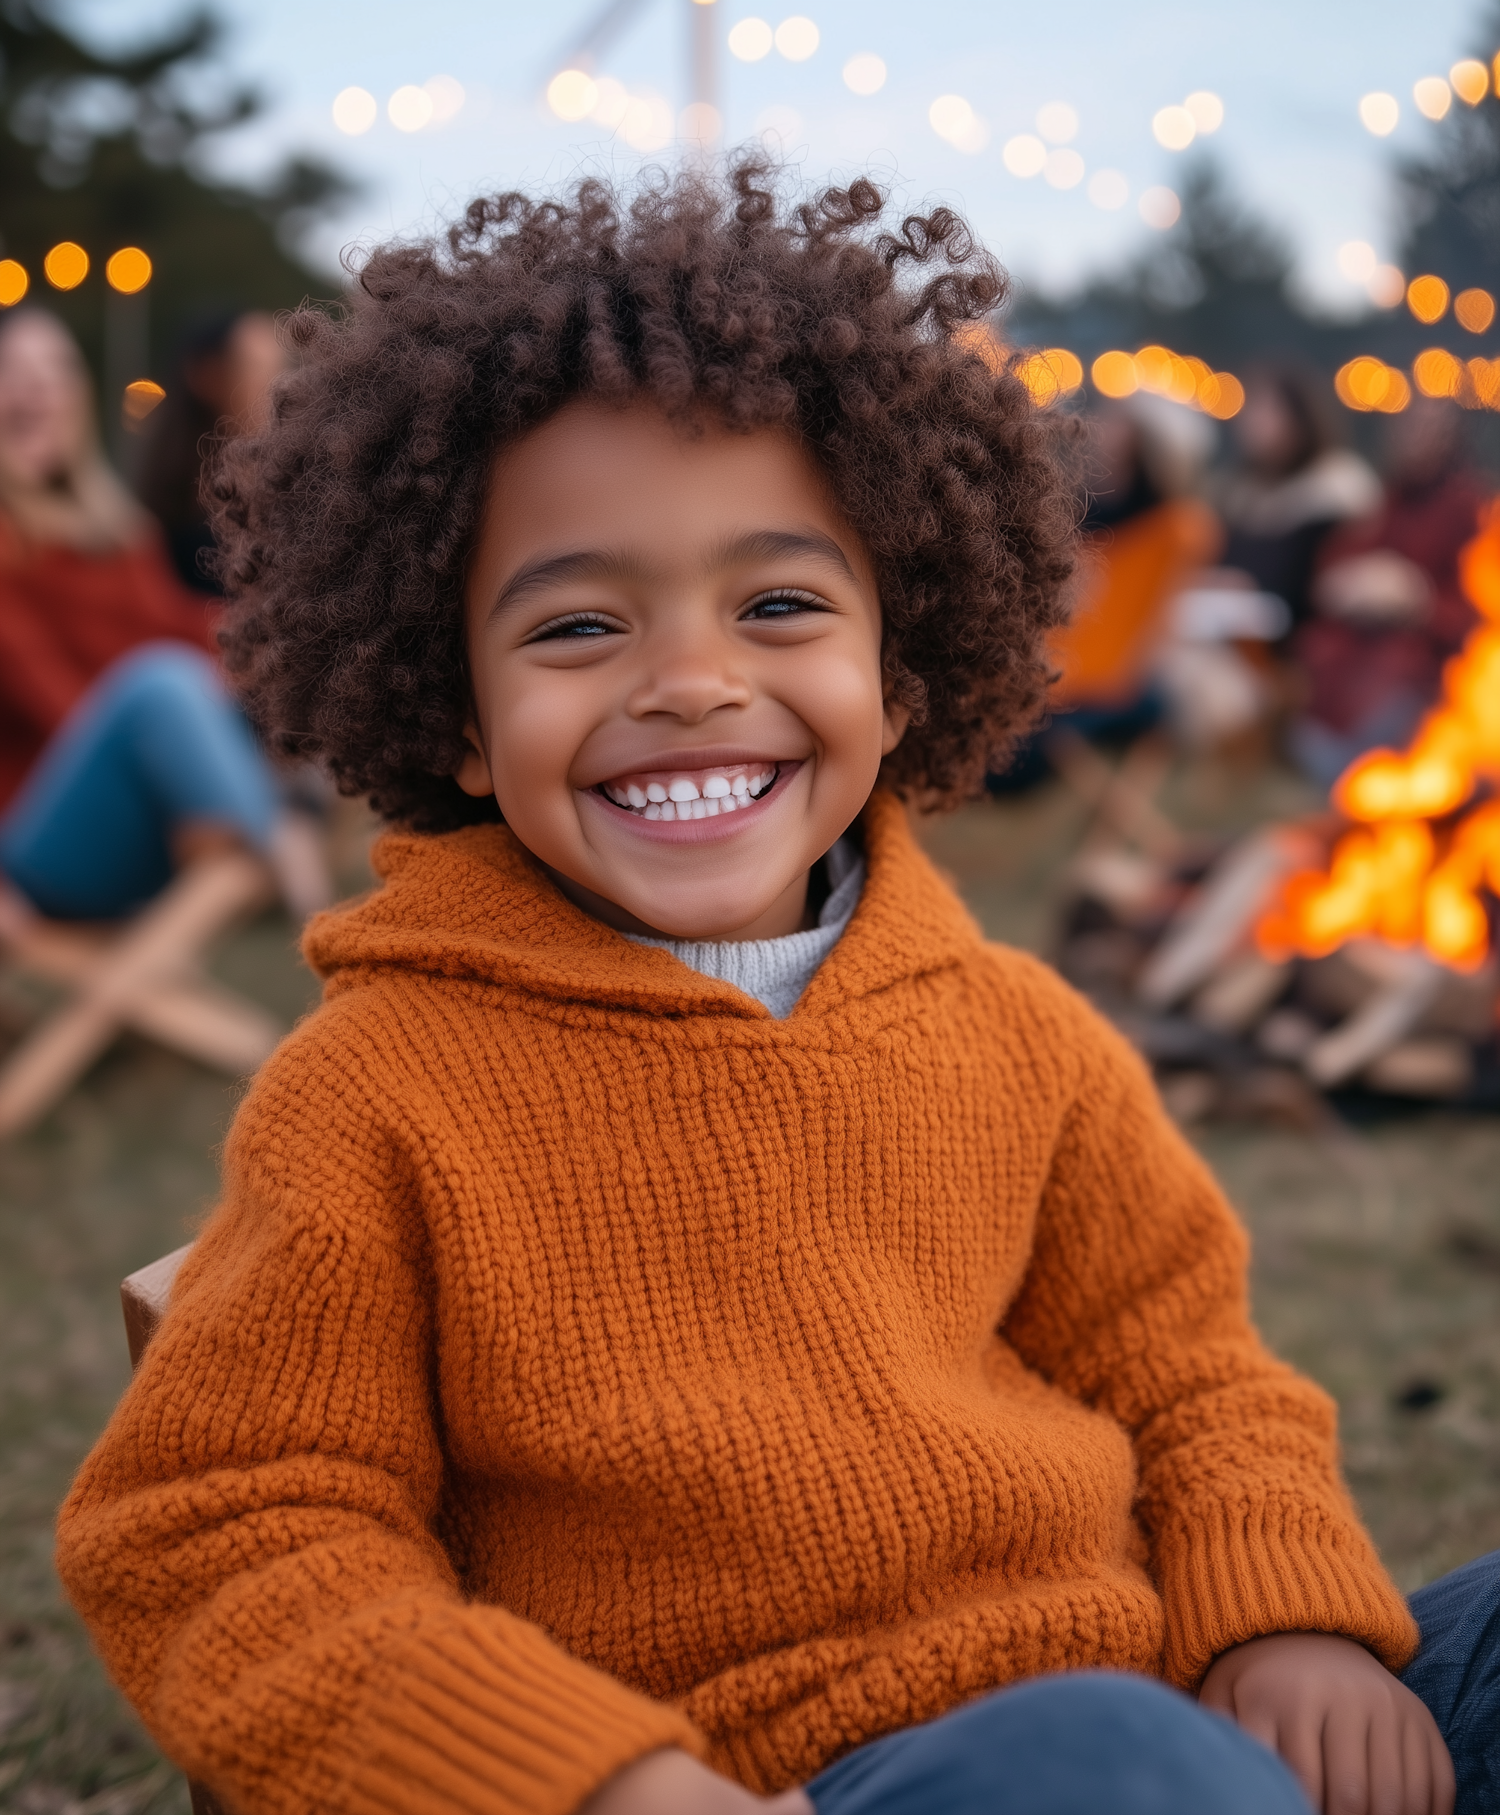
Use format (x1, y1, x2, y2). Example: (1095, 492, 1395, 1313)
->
(212, 158, 1076, 829)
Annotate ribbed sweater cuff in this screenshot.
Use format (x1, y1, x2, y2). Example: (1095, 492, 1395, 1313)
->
(330, 1610, 704, 1815)
(1157, 1494, 1419, 1689)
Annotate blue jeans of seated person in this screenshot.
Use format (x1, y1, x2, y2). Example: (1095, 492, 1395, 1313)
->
(807, 1546, 1500, 1815)
(0, 642, 277, 921)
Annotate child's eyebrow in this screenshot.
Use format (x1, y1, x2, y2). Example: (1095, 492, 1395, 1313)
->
(488, 529, 859, 622)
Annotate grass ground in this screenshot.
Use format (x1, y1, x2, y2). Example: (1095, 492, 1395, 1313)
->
(2, 773, 1498, 1810)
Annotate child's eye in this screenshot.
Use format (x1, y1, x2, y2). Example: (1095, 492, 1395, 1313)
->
(528, 613, 619, 643)
(742, 589, 828, 621)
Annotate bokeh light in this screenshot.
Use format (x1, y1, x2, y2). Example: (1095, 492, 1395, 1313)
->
(1003, 134, 1047, 177)
(679, 101, 720, 144)
(122, 380, 167, 423)
(1451, 58, 1490, 104)
(929, 94, 987, 153)
(592, 77, 630, 128)
(332, 86, 377, 134)
(1087, 169, 1128, 210)
(1359, 92, 1399, 136)
(1184, 91, 1224, 133)
(388, 85, 434, 131)
(842, 53, 885, 95)
(1414, 347, 1463, 397)
(728, 17, 773, 59)
(1413, 76, 1452, 121)
(1455, 288, 1496, 333)
(1407, 274, 1450, 324)
(620, 92, 674, 149)
(1016, 348, 1083, 407)
(1091, 350, 1138, 397)
(1369, 264, 1406, 308)
(424, 75, 466, 124)
(754, 103, 801, 149)
(1138, 186, 1180, 230)
(1044, 148, 1085, 189)
(1152, 104, 1195, 150)
(1337, 241, 1377, 284)
(43, 242, 88, 290)
(1467, 357, 1500, 406)
(105, 247, 151, 294)
(0, 260, 28, 307)
(547, 69, 598, 121)
(774, 16, 819, 61)
(1202, 372, 1245, 419)
(1335, 356, 1411, 412)
(1036, 101, 1078, 144)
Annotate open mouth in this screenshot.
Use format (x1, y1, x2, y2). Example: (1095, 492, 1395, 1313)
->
(596, 762, 781, 822)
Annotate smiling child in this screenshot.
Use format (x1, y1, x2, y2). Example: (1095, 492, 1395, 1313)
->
(57, 165, 1492, 1815)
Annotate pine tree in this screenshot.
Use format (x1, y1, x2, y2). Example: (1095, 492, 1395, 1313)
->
(0, 1, 351, 376)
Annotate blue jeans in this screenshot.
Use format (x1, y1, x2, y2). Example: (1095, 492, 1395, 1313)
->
(807, 1548, 1500, 1814)
(0, 643, 277, 919)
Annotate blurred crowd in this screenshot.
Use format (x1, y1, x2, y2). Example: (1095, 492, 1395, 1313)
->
(0, 303, 1492, 944)
(0, 306, 330, 943)
(1015, 366, 1489, 795)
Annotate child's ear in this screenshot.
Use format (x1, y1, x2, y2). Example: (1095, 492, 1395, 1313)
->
(453, 721, 497, 798)
(880, 692, 912, 757)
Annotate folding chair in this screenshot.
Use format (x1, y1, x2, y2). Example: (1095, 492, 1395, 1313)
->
(0, 852, 282, 1139)
(122, 1243, 226, 1815)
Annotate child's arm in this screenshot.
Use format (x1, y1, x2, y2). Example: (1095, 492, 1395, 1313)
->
(998, 971, 1418, 1690)
(56, 1016, 700, 1815)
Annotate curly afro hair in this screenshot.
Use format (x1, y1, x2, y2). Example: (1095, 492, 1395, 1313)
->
(212, 158, 1076, 830)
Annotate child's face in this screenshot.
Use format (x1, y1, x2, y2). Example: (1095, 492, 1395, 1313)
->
(458, 400, 906, 941)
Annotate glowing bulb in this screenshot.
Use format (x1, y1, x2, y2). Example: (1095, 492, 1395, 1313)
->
(1138, 186, 1180, 230)
(1035, 101, 1078, 144)
(1407, 274, 1450, 324)
(332, 86, 377, 134)
(1091, 350, 1138, 398)
(1451, 59, 1489, 104)
(389, 85, 434, 131)
(1368, 265, 1405, 308)
(0, 260, 28, 307)
(728, 16, 773, 58)
(842, 53, 886, 95)
(774, 16, 819, 60)
(547, 69, 598, 121)
(1455, 288, 1495, 333)
(43, 242, 88, 290)
(1413, 76, 1452, 120)
(1184, 90, 1223, 132)
(1359, 91, 1399, 136)
(122, 379, 166, 422)
(105, 247, 151, 294)
(1152, 105, 1195, 150)
(1337, 240, 1377, 284)
(1003, 133, 1046, 177)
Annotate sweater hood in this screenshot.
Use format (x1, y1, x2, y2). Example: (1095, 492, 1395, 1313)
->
(302, 790, 985, 1019)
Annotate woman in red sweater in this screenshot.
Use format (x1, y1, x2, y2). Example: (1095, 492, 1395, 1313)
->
(0, 308, 278, 919)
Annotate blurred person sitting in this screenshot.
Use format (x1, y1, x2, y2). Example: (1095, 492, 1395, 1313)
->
(1213, 361, 1381, 628)
(1288, 396, 1490, 788)
(0, 308, 315, 926)
(989, 395, 1219, 788)
(136, 310, 284, 593)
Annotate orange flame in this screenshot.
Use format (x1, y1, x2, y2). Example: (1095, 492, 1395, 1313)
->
(1257, 500, 1500, 971)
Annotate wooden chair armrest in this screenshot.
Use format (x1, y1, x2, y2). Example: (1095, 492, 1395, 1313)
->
(121, 1242, 195, 1370)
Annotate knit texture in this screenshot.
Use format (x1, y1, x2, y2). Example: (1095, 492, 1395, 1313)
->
(57, 793, 1417, 1815)
(624, 835, 864, 1017)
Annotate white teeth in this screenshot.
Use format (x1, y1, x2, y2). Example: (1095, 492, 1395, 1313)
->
(601, 762, 779, 820)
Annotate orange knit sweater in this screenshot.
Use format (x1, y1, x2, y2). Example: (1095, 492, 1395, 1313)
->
(58, 793, 1416, 1815)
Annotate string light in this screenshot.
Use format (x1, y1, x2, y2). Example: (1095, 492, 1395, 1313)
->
(0, 260, 28, 306)
(43, 242, 88, 290)
(105, 248, 151, 294)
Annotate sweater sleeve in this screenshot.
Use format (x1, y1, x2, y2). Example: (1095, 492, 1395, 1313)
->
(999, 973, 1417, 1689)
(55, 1019, 702, 1815)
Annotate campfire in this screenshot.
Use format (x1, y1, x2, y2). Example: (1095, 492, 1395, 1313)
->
(1051, 509, 1500, 1119)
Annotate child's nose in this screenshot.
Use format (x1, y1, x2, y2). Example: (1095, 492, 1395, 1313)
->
(624, 628, 755, 722)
